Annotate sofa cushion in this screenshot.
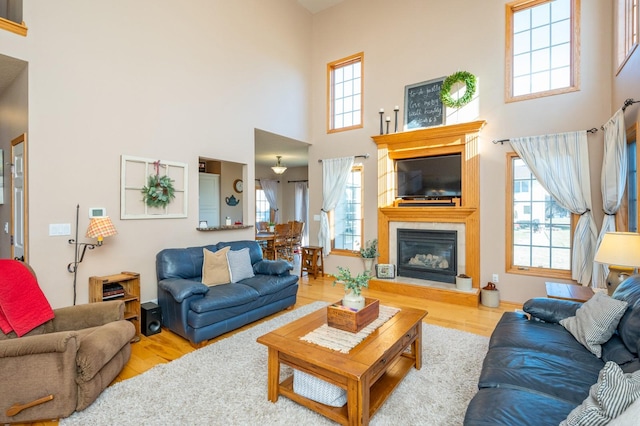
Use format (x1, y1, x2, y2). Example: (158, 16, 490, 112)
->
(240, 274, 299, 297)
(227, 248, 255, 283)
(253, 259, 293, 276)
(560, 292, 628, 358)
(612, 276, 640, 356)
(189, 283, 259, 313)
(523, 297, 582, 323)
(561, 361, 640, 426)
(602, 335, 638, 370)
(202, 247, 231, 286)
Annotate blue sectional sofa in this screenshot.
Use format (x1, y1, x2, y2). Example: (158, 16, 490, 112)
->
(156, 240, 298, 346)
(464, 277, 640, 425)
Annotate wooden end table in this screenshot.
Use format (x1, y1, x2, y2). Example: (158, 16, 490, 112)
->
(257, 304, 427, 426)
(545, 281, 594, 303)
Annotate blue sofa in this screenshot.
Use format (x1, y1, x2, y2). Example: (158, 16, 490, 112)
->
(464, 277, 640, 425)
(156, 240, 298, 345)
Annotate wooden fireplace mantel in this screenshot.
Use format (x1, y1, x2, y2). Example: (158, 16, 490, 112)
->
(370, 121, 486, 306)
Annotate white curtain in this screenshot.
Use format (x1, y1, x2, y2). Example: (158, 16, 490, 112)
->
(259, 179, 280, 223)
(318, 156, 355, 255)
(510, 131, 598, 285)
(593, 109, 628, 289)
(294, 182, 309, 246)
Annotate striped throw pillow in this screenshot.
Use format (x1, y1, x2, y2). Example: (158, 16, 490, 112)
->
(561, 361, 640, 426)
(226, 248, 255, 283)
(560, 292, 628, 357)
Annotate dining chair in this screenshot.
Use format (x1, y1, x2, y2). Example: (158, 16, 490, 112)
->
(289, 221, 304, 254)
(274, 223, 293, 261)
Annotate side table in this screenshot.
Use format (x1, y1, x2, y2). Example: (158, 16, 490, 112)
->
(89, 272, 141, 341)
(545, 282, 594, 303)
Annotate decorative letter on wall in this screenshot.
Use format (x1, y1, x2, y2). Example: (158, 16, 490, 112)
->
(121, 155, 188, 219)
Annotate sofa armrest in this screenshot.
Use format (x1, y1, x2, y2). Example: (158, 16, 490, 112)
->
(51, 301, 125, 332)
(253, 259, 293, 276)
(158, 278, 209, 303)
(0, 331, 78, 358)
(76, 320, 135, 382)
(523, 297, 582, 323)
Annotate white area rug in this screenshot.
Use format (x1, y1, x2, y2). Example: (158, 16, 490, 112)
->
(61, 302, 489, 426)
(301, 305, 400, 353)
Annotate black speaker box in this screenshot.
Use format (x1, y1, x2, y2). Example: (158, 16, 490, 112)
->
(141, 302, 162, 336)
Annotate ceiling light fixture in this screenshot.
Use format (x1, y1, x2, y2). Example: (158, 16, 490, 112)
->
(271, 156, 287, 175)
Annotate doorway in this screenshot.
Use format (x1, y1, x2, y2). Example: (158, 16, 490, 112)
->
(11, 133, 27, 261)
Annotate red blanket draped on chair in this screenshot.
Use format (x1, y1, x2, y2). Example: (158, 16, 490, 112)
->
(0, 260, 54, 336)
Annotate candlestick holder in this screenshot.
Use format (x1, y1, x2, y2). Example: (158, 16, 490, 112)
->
(379, 110, 384, 135)
(385, 117, 390, 134)
(394, 106, 399, 133)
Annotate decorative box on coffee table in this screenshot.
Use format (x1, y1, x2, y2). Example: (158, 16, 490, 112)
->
(327, 297, 379, 333)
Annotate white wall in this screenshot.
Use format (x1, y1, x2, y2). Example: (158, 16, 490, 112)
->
(308, 0, 612, 303)
(0, 0, 312, 307)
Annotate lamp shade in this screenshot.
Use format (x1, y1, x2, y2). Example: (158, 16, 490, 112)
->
(594, 232, 640, 267)
(86, 216, 118, 242)
(271, 156, 287, 175)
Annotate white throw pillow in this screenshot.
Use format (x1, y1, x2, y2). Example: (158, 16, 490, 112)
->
(561, 361, 640, 426)
(609, 394, 640, 425)
(226, 248, 255, 283)
(560, 292, 628, 357)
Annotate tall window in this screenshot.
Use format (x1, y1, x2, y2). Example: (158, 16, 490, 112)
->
(327, 52, 363, 133)
(505, 0, 579, 102)
(507, 154, 572, 278)
(331, 165, 363, 253)
(255, 188, 271, 223)
(620, 123, 639, 232)
(615, 0, 639, 73)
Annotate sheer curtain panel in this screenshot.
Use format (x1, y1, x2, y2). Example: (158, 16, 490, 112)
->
(318, 156, 355, 255)
(259, 179, 280, 223)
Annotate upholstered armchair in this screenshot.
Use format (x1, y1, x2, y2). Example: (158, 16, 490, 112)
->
(0, 300, 135, 423)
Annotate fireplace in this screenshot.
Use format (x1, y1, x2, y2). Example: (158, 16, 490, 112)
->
(397, 229, 457, 284)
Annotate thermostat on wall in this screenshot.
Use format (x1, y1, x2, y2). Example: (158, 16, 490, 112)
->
(89, 207, 107, 218)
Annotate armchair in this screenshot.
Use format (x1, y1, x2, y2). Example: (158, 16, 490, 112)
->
(0, 300, 135, 423)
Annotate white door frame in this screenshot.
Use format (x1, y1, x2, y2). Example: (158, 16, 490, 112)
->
(11, 133, 27, 262)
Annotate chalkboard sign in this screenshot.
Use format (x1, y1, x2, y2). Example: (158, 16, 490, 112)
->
(404, 77, 445, 130)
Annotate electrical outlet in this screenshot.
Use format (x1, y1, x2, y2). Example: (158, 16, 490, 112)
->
(492, 273, 499, 283)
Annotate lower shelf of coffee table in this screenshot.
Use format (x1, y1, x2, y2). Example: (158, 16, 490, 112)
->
(279, 354, 416, 425)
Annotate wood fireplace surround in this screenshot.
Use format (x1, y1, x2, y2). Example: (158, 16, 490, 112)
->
(370, 120, 486, 307)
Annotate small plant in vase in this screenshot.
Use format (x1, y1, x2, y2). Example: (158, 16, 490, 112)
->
(268, 222, 275, 232)
(360, 239, 379, 275)
(333, 266, 371, 310)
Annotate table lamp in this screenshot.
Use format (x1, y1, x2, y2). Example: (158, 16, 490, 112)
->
(594, 232, 640, 295)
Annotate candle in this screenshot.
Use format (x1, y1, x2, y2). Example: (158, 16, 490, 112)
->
(379, 110, 384, 135)
(386, 116, 390, 122)
(379, 108, 384, 113)
(394, 105, 399, 111)
(394, 107, 399, 133)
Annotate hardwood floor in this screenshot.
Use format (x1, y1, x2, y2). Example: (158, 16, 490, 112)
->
(25, 275, 520, 426)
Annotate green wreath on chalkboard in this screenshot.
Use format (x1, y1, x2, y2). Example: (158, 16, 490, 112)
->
(440, 71, 477, 109)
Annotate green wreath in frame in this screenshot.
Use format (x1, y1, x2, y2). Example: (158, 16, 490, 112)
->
(141, 162, 176, 208)
(440, 71, 477, 109)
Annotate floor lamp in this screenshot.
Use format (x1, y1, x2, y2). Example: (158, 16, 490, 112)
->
(594, 232, 640, 295)
(67, 204, 118, 305)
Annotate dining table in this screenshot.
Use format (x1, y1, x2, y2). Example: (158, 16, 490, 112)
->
(256, 232, 276, 260)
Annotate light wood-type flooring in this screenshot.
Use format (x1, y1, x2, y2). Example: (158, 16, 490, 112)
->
(24, 274, 521, 426)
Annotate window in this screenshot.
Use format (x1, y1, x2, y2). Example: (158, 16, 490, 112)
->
(615, 0, 639, 73)
(255, 188, 271, 223)
(0, 0, 26, 36)
(327, 52, 363, 133)
(620, 123, 639, 232)
(505, 0, 579, 102)
(507, 153, 572, 278)
(331, 165, 363, 253)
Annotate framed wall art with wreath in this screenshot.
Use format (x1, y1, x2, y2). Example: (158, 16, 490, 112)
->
(120, 155, 188, 219)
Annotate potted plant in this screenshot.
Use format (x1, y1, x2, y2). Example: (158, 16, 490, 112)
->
(333, 266, 371, 309)
(359, 239, 379, 275)
(268, 222, 275, 232)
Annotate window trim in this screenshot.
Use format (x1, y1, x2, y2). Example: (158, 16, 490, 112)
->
(615, 0, 639, 74)
(506, 152, 573, 279)
(504, 0, 580, 103)
(0, 16, 27, 36)
(326, 52, 364, 134)
(330, 164, 364, 255)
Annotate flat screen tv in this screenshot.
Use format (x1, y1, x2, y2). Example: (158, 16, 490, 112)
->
(396, 154, 462, 199)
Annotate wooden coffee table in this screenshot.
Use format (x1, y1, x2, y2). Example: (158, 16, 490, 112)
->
(256, 303, 427, 426)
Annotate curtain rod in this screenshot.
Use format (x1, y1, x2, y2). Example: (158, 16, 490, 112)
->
(287, 179, 308, 183)
(317, 154, 370, 163)
(255, 179, 280, 183)
(492, 128, 600, 145)
(492, 98, 638, 145)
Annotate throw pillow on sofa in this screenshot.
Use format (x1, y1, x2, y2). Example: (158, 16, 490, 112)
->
(202, 246, 231, 286)
(561, 361, 640, 426)
(227, 248, 255, 283)
(560, 292, 628, 357)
